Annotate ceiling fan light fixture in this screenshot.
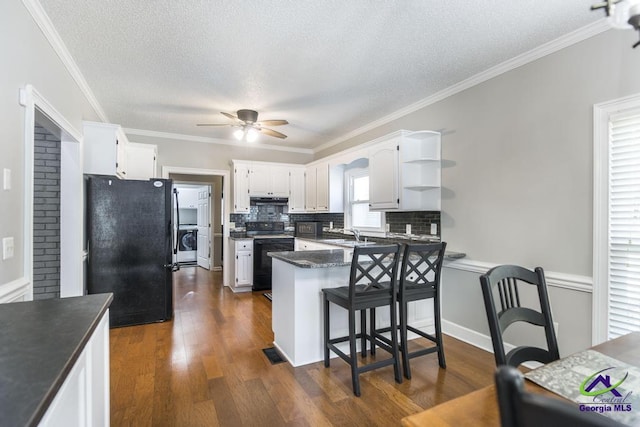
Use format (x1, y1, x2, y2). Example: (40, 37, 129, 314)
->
(233, 128, 245, 140)
(608, 0, 640, 28)
(246, 128, 259, 142)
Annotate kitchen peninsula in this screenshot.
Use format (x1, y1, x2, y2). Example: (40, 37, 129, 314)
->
(269, 246, 462, 367)
(0, 294, 112, 426)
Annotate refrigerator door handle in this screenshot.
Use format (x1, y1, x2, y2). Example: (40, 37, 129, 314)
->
(171, 188, 180, 272)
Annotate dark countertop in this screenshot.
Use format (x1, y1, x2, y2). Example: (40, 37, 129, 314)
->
(0, 293, 113, 427)
(269, 247, 466, 269)
(269, 249, 352, 268)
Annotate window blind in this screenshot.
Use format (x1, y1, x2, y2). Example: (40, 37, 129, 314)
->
(608, 111, 640, 339)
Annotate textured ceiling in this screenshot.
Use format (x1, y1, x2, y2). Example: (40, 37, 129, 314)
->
(38, 0, 600, 151)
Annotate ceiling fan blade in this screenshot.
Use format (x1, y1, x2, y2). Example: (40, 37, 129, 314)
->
(260, 127, 287, 139)
(196, 123, 230, 126)
(257, 119, 288, 126)
(221, 112, 238, 120)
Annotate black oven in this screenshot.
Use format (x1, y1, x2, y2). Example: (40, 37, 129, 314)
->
(253, 237, 294, 291)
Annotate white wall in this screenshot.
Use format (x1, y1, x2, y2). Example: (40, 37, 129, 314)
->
(316, 29, 640, 355)
(0, 0, 99, 287)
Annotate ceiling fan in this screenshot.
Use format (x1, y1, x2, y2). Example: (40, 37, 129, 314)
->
(197, 109, 288, 141)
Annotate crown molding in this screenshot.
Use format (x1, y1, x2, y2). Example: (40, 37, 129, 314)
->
(21, 0, 109, 122)
(124, 128, 314, 154)
(313, 18, 611, 154)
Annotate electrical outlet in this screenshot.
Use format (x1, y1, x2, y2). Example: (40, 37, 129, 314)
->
(2, 237, 14, 260)
(329, 221, 334, 230)
(405, 224, 411, 235)
(385, 223, 390, 232)
(430, 223, 437, 235)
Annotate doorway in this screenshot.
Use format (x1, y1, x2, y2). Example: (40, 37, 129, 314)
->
(173, 183, 212, 269)
(164, 167, 229, 287)
(20, 85, 83, 301)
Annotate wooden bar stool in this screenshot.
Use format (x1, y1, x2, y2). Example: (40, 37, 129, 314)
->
(322, 244, 402, 396)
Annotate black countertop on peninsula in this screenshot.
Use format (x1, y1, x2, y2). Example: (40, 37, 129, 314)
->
(0, 293, 113, 427)
(269, 247, 466, 269)
(269, 249, 352, 268)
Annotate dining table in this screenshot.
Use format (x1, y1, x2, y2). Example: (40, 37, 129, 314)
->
(401, 331, 640, 426)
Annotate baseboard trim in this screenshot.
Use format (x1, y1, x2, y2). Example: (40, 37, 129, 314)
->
(443, 319, 541, 370)
(444, 259, 593, 293)
(0, 277, 31, 303)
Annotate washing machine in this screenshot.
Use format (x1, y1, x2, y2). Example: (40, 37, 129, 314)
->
(177, 226, 197, 262)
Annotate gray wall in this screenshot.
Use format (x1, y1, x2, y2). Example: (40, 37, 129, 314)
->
(316, 29, 640, 355)
(0, 0, 99, 286)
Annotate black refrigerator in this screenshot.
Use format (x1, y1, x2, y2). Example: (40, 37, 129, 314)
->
(86, 176, 174, 328)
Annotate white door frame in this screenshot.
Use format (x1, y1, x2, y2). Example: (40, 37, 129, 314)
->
(20, 84, 84, 299)
(163, 166, 230, 287)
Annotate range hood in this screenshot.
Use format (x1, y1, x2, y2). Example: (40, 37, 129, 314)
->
(250, 197, 289, 206)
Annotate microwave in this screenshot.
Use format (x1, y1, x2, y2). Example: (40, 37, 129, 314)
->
(295, 221, 323, 238)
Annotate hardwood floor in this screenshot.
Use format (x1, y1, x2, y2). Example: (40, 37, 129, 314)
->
(110, 267, 496, 426)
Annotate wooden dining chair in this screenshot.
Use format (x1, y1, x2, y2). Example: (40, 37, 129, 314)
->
(495, 365, 626, 427)
(322, 244, 402, 396)
(480, 265, 559, 367)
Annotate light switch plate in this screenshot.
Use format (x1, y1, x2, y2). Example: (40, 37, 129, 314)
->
(2, 237, 14, 260)
(3, 168, 10, 190)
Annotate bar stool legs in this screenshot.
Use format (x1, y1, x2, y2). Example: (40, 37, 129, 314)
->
(322, 244, 402, 397)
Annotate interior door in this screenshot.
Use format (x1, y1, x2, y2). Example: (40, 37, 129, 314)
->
(197, 186, 211, 269)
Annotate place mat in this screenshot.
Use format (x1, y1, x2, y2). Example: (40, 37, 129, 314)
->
(525, 349, 640, 424)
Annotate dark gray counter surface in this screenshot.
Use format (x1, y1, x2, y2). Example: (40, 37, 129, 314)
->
(269, 249, 351, 268)
(269, 247, 466, 268)
(0, 293, 113, 427)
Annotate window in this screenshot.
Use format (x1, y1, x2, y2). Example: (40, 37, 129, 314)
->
(593, 95, 640, 343)
(345, 168, 384, 232)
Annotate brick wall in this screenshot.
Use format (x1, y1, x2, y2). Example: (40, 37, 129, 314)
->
(32, 125, 61, 300)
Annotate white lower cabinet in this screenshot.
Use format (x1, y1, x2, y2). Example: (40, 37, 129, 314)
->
(39, 310, 110, 427)
(230, 239, 253, 292)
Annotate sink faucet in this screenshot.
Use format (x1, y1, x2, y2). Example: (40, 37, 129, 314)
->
(349, 228, 361, 242)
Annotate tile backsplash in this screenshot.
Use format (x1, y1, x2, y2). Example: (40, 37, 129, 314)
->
(230, 206, 439, 237)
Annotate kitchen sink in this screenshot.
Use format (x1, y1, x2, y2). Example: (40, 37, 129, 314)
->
(321, 239, 376, 247)
(321, 238, 347, 243)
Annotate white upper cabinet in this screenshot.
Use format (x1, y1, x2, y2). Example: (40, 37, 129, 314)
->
(177, 188, 198, 209)
(316, 163, 330, 211)
(369, 130, 441, 211)
(289, 167, 306, 212)
(369, 138, 400, 210)
(126, 142, 157, 180)
(232, 161, 251, 213)
(83, 121, 128, 178)
(249, 164, 289, 197)
(305, 162, 344, 213)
